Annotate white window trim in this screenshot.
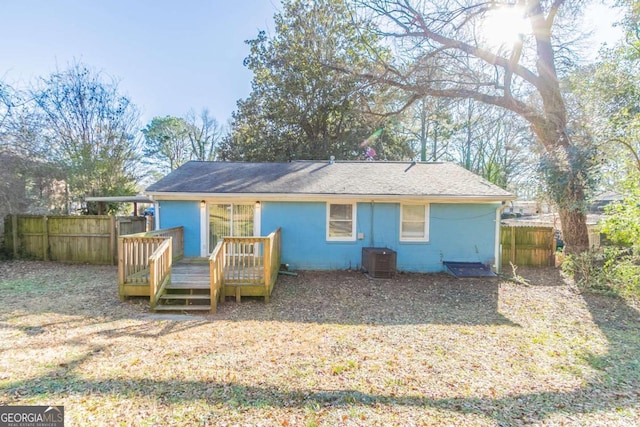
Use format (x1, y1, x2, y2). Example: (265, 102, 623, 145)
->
(326, 202, 357, 242)
(400, 203, 430, 242)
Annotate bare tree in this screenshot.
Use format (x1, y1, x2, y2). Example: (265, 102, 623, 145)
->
(0, 81, 11, 131)
(32, 63, 141, 210)
(400, 97, 456, 161)
(449, 100, 534, 189)
(356, 0, 596, 253)
(185, 108, 222, 161)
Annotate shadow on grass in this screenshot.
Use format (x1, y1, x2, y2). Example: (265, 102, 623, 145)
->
(2, 291, 639, 424)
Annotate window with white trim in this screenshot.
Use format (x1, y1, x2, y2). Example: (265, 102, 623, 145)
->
(400, 204, 429, 242)
(326, 203, 356, 241)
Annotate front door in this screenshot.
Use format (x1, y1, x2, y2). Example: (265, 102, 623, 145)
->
(208, 203, 255, 253)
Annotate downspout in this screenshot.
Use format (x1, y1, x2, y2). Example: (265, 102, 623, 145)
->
(370, 201, 374, 247)
(494, 205, 502, 273)
(154, 201, 160, 231)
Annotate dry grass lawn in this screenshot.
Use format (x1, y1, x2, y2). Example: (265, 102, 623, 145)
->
(0, 261, 639, 426)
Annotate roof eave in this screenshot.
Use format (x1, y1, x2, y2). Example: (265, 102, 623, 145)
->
(145, 191, 515, 203)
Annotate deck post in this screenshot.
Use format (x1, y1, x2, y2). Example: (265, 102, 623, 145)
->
(264, 236, 271, 303)
(117, 237, 125, 300)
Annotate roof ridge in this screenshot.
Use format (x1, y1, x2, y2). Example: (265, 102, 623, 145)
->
(185, 160, 452, 165)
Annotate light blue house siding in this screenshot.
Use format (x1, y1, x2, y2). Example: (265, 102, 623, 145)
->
(157, 199, 500, 271)
(157, 200, 201, 257)
(261, 201, 500, 272)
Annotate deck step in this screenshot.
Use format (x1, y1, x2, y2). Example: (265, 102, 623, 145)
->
(154, 305, 211, 312)
(160, 294, 210, 300)
(171, 275, 210, 281)
(166, 283, 210, 290)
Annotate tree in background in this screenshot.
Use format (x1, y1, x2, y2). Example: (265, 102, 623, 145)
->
(355, 0, 600, 254)
(0, 81, 11, 130)
(570, 3, 640, 179)
(185, 108, 222, 162)
(220, 0, 413, 162)
(1, 80, 70, 215)
(31, 63, 141, 212)
(448, 101, 534, 190)
(141, 116, 191, 173)
(400, 97, 456, 162)
(142, 109, 224, 175)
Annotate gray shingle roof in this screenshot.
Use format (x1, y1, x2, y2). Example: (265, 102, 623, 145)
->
(146, 161, 513, 200)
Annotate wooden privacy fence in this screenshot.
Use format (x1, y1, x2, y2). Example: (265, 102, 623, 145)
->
(501, 225, 555, 267)
(3, 214, 148, 264)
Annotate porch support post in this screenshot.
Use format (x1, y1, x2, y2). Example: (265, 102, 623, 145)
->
(200, 200, 208, 257)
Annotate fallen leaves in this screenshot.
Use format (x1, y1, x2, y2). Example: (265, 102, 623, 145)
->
(0, 261, 639, 425)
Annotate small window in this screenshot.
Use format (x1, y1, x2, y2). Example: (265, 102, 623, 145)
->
(400, 204, 429, 242)
(327, 203, 356, 241)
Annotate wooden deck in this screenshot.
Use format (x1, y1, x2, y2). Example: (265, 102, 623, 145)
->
(118, 228, 281, 312)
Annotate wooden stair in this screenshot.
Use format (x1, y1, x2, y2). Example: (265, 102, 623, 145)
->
(154, 260, 212, 312)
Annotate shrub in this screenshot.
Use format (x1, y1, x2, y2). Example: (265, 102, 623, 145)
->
(562, 248, 640, 299)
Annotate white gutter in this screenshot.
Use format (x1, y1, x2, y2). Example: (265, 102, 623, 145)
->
(145, 192, 515, 204)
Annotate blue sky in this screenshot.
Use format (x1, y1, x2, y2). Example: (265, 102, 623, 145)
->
(0, 0, 281, 125)
(0, 1, 622, 128)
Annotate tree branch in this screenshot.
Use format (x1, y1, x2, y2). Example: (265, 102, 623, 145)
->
(379, 0, 543, 90)
(545, 0, 565, 29)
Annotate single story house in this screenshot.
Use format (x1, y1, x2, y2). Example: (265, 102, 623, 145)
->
(145, 160, 514, 273)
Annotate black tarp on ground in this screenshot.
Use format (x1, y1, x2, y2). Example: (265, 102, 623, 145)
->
(443, 261, 497, 278)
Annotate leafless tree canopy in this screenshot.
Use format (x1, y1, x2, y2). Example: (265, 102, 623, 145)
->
(356, 0, 595, 252)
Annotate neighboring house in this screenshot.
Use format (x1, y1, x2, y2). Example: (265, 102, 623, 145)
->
(145, 160, 514, 273)
(589, 191, 623, 213)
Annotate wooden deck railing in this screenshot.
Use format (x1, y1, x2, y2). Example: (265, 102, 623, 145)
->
(118, 226, 184, 296)
(208, 241, 225, 314)
(119, 225, 281, 312)
(149, 238, 173, 310)
(264, 228, 281, 303)
(223, 238, 266, 285)
(208, 228, 282, 311)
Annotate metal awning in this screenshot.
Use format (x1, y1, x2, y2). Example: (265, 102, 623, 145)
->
(85, 195, 153, 203)
(84, 195, 153, 215)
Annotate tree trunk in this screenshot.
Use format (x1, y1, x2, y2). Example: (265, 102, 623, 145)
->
(535, 127, 591, 255)
(558, 206, 590, 254)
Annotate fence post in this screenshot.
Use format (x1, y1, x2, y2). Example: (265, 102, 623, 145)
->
(42, 216, 49, 261)
(110, 216, 117, 265)
(12, 214, 18, 258)
(510, 226, 516, 265)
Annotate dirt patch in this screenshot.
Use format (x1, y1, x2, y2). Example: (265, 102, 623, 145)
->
(1, 261, 639, 426)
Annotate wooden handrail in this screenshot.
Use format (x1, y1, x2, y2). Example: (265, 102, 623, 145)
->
(213, 229, 281, 303)
(123, 226, 184, 260)
(149, 238, 172, 310)
(222, 237, 265, 285)
(118, 226, 184, 288)
(208, 241, 225, 313)
(118, 225, 281, 309)
(118, 236, 167, 285)
(264, 228, 281, 303)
